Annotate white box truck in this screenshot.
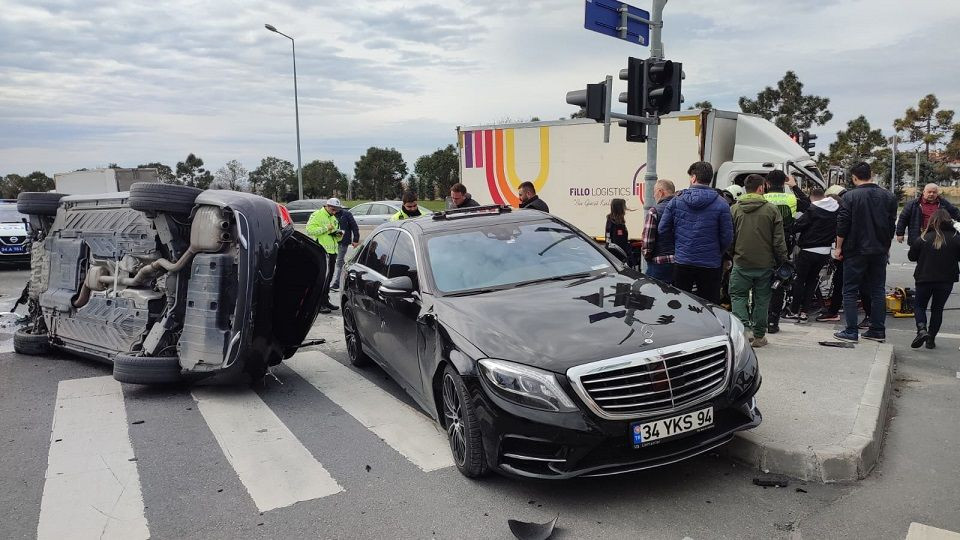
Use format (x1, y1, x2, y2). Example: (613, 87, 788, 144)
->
(54, 167, 160, 195)
(457, 109, 825, 241)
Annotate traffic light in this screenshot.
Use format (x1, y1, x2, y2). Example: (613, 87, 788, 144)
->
(800, 130, 817, 156)
(618, 56, 645, 142)
(565, 80, 609, 122)
(643, 60, 683, 115)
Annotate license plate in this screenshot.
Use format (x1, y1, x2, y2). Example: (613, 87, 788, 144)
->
(631, 406, 714, 448)
(0, 245, 25, 254)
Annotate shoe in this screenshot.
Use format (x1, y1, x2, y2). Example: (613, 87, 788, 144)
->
(862, 330, 885, 343)
(319, 307, 331, 314)
(815, 312, 840, 322)
(796, 312, 809, 325)
(323, 303, 339, 311)
(857, 316, 871, 329)
(925, 336, 936, 349)
(834, 330, 859, 342)
(745, 330, 755, 344)
(911, 326, 928, 349)
(767, 323, 780, 335)
(752, 336, 768, 348)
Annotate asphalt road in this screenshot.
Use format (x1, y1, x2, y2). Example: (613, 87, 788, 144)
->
(0, 245, 957, 540)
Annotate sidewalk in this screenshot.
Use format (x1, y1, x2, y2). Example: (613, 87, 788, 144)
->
(722, 321, 895, 483)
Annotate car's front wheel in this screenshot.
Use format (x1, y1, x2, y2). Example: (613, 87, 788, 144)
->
(442, 365, 488, 478)
(13, 328, 51, 355)
(112, 355, 183, 385)
(343, 306, 370, 367)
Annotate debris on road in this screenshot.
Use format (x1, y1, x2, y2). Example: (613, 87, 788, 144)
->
(508, 514, 559, 540)
(753, 474, 790, 487)
(819, 341, 855, 348)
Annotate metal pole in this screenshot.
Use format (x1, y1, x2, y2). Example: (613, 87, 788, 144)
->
(915, 148, 920, 187)
(890, 131, 897, 193)
(641, 0, 667, 273)
(291, 39, 304, 200)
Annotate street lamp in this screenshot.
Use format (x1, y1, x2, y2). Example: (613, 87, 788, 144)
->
(265, 23, 304, 201)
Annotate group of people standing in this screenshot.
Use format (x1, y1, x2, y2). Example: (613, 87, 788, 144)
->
(625, 160, 960, 350)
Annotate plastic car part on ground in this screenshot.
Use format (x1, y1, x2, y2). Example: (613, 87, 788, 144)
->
(508, 515, 559, 540)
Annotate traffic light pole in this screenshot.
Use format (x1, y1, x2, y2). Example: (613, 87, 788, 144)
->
(641, 0, 667, 273)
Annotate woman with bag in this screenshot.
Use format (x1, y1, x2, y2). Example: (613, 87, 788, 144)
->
(908, 208, 960, 349)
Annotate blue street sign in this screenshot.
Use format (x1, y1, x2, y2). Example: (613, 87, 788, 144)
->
(584, 0, 650, 46)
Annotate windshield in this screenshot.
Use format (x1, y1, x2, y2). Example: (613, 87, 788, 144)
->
(0, 206, 26, 223)
(425, 219, 614, 294)
(788, 162, 825, 192)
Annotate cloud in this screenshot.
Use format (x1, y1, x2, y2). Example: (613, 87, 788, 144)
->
(0, 0, 958, 183)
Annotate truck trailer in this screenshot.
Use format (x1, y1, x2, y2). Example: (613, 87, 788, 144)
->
(54, 167, 160, 195)
(457, 109, 825, 241)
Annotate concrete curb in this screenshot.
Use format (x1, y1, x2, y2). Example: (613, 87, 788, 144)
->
(723, 343, 895, 483)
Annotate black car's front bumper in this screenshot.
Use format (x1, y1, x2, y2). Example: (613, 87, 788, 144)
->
(469, 356, 761, 479)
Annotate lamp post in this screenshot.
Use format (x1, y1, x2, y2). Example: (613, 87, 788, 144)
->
(265, 23, 303, 200)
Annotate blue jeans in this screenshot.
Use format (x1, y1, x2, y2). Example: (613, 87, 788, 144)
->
(330, 243, 350, 288)
(645, 261, 674, 284)
(842, 254, 887, 334)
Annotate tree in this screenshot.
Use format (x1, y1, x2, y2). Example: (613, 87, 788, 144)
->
(212, 160, 249, 191)
(175, 153, 213, 189)
(825, 115, 886, 170)
(249, 157, 295, 200)
(137, 162, 176, 183)
(353, 148, 408, 200)
(570, 109, 587, 119)
(687, 100, 713, 110)
(414, 145, 458, 200)
(302, 160, 348, 199)
(894, 94, 956, 160)
(738, 71, 832, 133)
(0, 171, 54, 199)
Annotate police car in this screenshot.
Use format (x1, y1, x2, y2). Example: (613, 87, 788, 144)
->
(0, 200, 30, 264)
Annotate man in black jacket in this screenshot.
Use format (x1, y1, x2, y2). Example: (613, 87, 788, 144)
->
(518, 181, 549, 212)
(330, 199, 360, 291)
(834, 162, 897, 343)
(896, 183, 960, 245)
(788, 188, 837, 322)
(449, 182, 481, 209)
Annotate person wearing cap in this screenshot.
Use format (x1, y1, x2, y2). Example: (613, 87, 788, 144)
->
(727, 174, 788, 348)
(329, 197, 359, 292)
(723, 184, 744, 204)
(306, 198, 343, 313)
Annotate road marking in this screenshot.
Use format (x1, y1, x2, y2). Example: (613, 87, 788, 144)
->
(906, 522, 960, 539)
(286, 350, 454, 472)
(192, 386, 343, 512)
(38, 376, 149, 540)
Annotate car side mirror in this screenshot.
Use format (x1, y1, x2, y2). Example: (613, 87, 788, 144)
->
(379, 275, 415, 298)
(605, 243, 629, 264)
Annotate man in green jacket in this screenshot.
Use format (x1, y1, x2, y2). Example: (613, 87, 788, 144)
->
(306, 198, 343, 313)
(728, 174, 788, 347)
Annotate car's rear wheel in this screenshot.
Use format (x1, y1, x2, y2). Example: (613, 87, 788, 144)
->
(128, 183, 202, 215)
(343, 307, 370, 367)
(112, 354, 183, 385)
(442, 365, 488, 478)
(17, 192, 67, 217)
(13, 328, 51, 355)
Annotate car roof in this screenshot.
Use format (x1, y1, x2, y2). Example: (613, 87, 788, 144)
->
(399, 207, 552, 235)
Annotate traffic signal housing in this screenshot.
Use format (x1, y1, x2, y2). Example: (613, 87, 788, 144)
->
(619, 56, 646, 142)
(643, 59, 683, 115)
(800, 130, 817, 156)
(565, 80, 609, 122)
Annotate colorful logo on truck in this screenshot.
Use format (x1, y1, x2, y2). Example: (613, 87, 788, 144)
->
(461, 127, 549, 207)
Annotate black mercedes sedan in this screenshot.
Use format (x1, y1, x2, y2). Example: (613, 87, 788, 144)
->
(340, 205, 761, 479)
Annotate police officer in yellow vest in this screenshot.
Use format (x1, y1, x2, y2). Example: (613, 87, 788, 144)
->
(763, 170, 810, 333)
(390, 190, 423, 221)
(306, 198, 343, 314)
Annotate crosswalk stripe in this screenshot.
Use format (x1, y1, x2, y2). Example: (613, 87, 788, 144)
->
(38, 376, 149, 540)
(192, 386, 343, 512)
(906, 522, 960, 539)
(286, 350, 455, 472)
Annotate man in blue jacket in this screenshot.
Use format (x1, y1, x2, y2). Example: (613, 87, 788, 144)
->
(329, 198, 360, 291)
(658, 161, 734, 303)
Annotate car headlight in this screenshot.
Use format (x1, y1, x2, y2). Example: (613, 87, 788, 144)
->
(478, 359, 578, 412)
(729, 315, 746, 358)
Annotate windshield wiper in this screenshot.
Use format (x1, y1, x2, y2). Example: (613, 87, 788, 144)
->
(444, 287, 507, 297)
(513, 271, 596, 288)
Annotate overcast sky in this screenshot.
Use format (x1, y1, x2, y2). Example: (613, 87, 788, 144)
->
(2, 0, 958, 179)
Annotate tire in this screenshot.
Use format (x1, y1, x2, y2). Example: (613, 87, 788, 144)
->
(343, 307, 370, 367)
(112, 354, 183, 385)
(128, 182, 202, 215)
(441, 365, 489, 478)
(13, 329, 51, 355)
(17, 192, 67, 217)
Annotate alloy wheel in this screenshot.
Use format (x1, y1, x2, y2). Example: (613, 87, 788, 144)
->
(343, 309, 360, 361)
(442, 373, 467, 466)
